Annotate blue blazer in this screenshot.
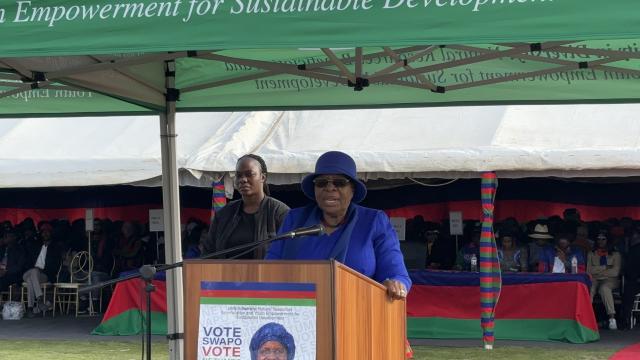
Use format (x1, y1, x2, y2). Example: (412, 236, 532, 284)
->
(266, 204, 411, 291)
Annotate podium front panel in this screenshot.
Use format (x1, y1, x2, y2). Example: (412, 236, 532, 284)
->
(184, 260, 335, 360)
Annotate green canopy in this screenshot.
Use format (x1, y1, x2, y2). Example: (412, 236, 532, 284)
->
(1, 0, 639, 115)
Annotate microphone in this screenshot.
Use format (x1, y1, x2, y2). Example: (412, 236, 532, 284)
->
(227, 224, 325, 259)
(80, 224, 327, 293)
(280, 224, 325, 239)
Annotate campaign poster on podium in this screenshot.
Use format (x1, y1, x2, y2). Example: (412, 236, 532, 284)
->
(198, 282, 316, 360)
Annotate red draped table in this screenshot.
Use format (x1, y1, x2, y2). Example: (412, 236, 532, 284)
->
(407, 270, 599, 343)
(92, 278, 167, 336)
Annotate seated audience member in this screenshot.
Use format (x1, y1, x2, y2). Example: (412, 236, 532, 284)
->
(500, 217, 523, 240)
(573, 223, 593, 255)
(424, 228, 453, 270)
(407, 215, 426, 242)
(527, 223, 555, 272)
(587, 231, 622, 330)
(563, 208, 581, 223)
(497, 231, 527, 272)
(621, 227, 640, 329)
(69, 219, 88, 252)
(539, 233, 585, 273)
(113, 221, 143, 274)
(184, 225, 206, 259)
(547, 215, 565, 238)
(2, 220, 12, 233)
(455, 223, 480, 271)
(609, 226, 627, 255)
(0, 229, 26, 293)
(23, 222, 62, 317)
(19, 218, 39, 249)
(91, 219, 115, 282)
(198, 226, 208, 255)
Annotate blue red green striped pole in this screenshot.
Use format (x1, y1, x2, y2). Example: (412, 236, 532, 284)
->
(211, 180, 226, 220)
(480, 172, 500, 349)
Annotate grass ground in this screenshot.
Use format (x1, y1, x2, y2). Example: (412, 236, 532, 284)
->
(414, 346, 616, 360)
(0, 340, 618, 360)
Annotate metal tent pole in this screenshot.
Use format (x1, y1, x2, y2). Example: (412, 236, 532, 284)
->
(160, 60, 184, 360)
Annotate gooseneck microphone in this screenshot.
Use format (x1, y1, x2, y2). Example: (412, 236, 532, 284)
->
(280, 224, 325, 239)
(80, 223, 326, 294)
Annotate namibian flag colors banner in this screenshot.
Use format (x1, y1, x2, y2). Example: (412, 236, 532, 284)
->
(198, 282, 316, 360)
(92, 279, 167, 336)
(407, 271, 600, 344)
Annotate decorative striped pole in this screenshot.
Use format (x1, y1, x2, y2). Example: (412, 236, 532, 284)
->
(480, 172, 501, 350)
(211, 180, 226, 220)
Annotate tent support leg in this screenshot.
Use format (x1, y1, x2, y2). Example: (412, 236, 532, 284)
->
(160, 60, 184, 360)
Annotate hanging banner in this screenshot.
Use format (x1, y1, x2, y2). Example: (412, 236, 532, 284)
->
(198, 281, 316, 360)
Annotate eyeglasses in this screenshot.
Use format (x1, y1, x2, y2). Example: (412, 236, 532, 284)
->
(258, 348, 286, 357)
(313, 177, 350, 188)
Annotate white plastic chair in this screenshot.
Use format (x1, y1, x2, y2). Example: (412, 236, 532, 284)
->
(630, 293, 640, 330)
(53, 251, 100, 317)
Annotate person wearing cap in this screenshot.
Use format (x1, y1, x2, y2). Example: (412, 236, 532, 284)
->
(206, 154, 289, 259)
(266, 151, 411, 300)
(250, 322, 295, 360)
(23, 221, 62, 317)
(527, 223, 555, 272)
(587, 231, 622, 330)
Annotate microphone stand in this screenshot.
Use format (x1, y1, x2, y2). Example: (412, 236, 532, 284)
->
(79, 226, 322, 360)
(139, 264, 156, 360)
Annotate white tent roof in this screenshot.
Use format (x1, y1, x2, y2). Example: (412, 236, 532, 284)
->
(2, 104, 640, 188)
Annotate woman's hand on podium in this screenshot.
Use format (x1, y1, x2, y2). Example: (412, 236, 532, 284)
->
(383, 278, 407, 300)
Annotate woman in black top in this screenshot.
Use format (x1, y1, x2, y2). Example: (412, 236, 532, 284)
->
(205, 154, 289, 259)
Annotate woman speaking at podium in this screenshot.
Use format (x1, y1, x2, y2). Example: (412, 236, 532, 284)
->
(205, 154, 289, 259)
(266, 151, 411, 300)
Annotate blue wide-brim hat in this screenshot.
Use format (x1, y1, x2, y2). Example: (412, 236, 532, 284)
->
(301, 151, 367, 203)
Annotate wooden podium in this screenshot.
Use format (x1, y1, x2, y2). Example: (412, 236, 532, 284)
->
(183, 260, 406, 360)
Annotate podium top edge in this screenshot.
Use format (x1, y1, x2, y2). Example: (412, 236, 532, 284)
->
(183, 259, 336, 265)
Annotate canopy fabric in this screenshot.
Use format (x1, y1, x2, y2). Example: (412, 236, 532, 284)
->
(2, 105, 640, 188)
(1, 2, 640, 114)
(0, 112, 228, 187)
(1, 1, 637, 55)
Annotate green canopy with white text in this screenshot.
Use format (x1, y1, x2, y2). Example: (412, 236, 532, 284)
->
(1, 0, 639, 115)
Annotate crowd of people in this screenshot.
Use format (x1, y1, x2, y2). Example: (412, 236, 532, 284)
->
(403, 208, 640, 330)
(0, 217, 163, 317)
(1, 152, 639, 332)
